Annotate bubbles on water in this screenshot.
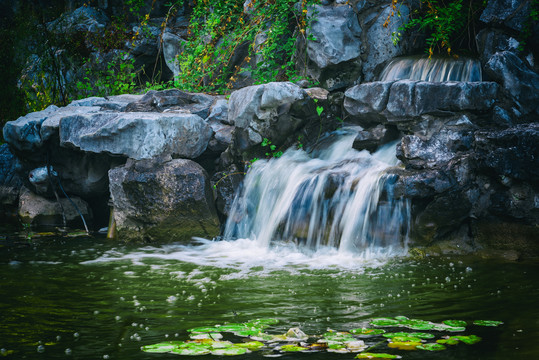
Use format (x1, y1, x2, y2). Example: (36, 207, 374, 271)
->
(65, 348, 72, 355)
(37, 345, 45, 353)
(115, 316, 121, 321)
(73, 332, 80, 338)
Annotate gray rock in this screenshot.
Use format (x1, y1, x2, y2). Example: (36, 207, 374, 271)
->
(161, 32, 184, 78)
(47, 6, 108, 34)
(352, 124, 398, 152)
(207, 121, 235, 153)
(484, 51, 539, 115)
(474, 123, 539, 182)
(212, 165, 244, 217)
(3, 105, 59, 153)
(362, 4, 409, 82)
(60, 111, 213, 160)
(18, 187, 92, 229)
(305, 5, 363, 90)
(344, 81, 393, 124)
(228, 82, 312, 150)
(206, 97, 230, 124)
(126, 89, 215, 118)
(108, 158, 220, 243)
(480, 0, 531, 32)
(68, 94, 143, 111)
(0, 144, 23, 216)
(476, 28, 520, 65)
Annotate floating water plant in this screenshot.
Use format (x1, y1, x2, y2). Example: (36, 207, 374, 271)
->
(387, 341, 422, 350)
(416, 343, 446, 351)
(473, 320, 503, 327)
(356, 353, 401, 359)
(141, 316, 498, 356)
(350, 328, 386, 335)
(371, 318, 401, 327)
(443, 320, 467, 327)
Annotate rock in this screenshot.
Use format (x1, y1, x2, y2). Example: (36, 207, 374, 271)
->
(206, 97, 230, 124)
(207, 121, 235, 153)
(412, 191, 472, 245)
(59, 111, 212, 160)
(305, 5, 362, 90)
(47, 6, 108, 34)
(344, 81, 393, 124)
(161, 32, 184, 78)
(108, 158, 220, 242)
(473, 222, 539, 259)
(228, 82, 314, 151)
(68, 94, 144, 111)
(0, 144, 23, 220)
(344, 80, 499, 125)
(126, 89, 215, 118)
(362, 3, 409, 82)
(18, 187, 92, 229)
(212, 165, 244, 217)
(3, 105, 59, 153)
(476, 28, 520, 65)
(484, 51, 539, 115)
(352, 124, 399, 152)
(474, 123, 539, 182)
(480, 0, 531, 32)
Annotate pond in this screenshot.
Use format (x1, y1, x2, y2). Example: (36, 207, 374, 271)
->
(0, 234, 538, 359)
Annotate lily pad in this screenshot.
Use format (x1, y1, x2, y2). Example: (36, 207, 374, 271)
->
(320, 331, 355, 343)
(211, 347, 248, 356)
(371, 318, 400, 327)
(436, 338, 460, 345)
(432, 324, 466, 332)
(388, 336, 423, 343)
(454, 335, 482, 345)
(399, 319, 434, 330)
(189, 332, 223, 340)
(345, 340, 367, 352)
(473, 320, 503, 327)
(233, 341, 265, 350)
(356, 353, 401, 359)
(141, 341, 182, 353)
(350, 328, 386, 335)
(416, 343, 446, 351)
(171, 346, 211, 356)
(187, 326, 222, 334)
(442, 320, 467, 327)
(383, 332, 434, 339)
(387, 341, 422, 350)
(279, 344, 309, 352)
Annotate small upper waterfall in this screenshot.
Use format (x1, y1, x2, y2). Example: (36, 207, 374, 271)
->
(379, 55, 482, 82)
(224, 128, 410, 257)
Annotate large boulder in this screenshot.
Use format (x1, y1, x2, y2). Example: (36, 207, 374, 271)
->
(59, 111, 212, 160)
(305, 5, 363, 90)
(108, 158, 220, 243)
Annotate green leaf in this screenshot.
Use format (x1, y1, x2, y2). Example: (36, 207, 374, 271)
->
(350, 328, 386, 335)
(473, 320, 503, 327)
(371, 318, 400, 327)
(416, 343, 446, 351)
(442, 320, 467, 328)
(279, 344, 309, 352)
(355, 353, 401, 359)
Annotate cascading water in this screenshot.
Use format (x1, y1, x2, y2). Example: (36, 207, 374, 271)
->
(224, 128, 410, 257)
(379, 55, 482, 82)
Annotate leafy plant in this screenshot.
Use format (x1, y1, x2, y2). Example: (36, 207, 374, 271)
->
(389, 0, 486, 57)
(261, 138, 283, 158)
(175, 0, 319, 93)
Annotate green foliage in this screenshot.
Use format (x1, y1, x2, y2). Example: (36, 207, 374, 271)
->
(261, 138, 283, 158)
(75, 52, 137, 98)
(517, 0, 539, 51)
(175, 0, 318, 92)
(390, 0, 486, 57)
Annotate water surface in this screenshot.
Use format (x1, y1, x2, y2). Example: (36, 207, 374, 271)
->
(1, 236, 537, 359)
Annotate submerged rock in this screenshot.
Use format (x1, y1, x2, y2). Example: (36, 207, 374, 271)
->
(109, 158, 220, 243)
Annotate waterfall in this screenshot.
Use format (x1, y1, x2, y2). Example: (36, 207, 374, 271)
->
(379, 55, 482, 82)
(224, 128, 410, 257)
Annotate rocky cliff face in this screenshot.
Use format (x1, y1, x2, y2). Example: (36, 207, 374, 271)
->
(1, 0, 538, 257)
